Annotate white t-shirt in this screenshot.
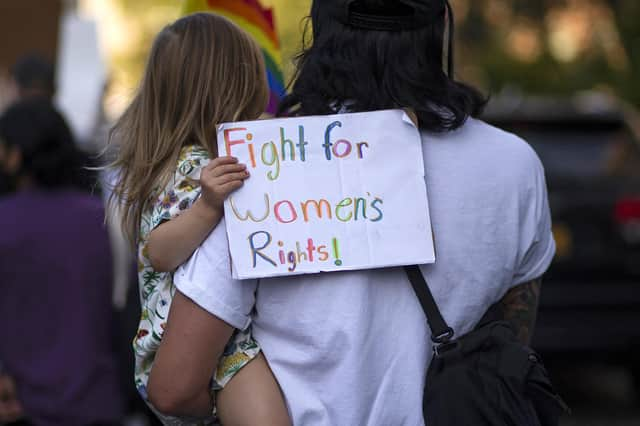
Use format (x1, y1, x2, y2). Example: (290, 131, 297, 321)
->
(174, 118, 556, 426)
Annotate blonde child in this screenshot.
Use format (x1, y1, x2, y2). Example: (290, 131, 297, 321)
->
(108, 13, 290, 425)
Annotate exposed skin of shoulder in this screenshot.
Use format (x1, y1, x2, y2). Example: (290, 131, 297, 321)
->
(499, 278, 542, 345)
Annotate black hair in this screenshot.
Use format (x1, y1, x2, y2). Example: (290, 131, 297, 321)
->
(0, 99, 82, 189)
(11, 54, 56, 99)
(278, 0, 487, 132)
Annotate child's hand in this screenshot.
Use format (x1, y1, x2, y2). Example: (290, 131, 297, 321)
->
(199, 156, 250, 212)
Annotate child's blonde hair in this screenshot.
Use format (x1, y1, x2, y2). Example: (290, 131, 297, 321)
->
(109, 13, 269, 244)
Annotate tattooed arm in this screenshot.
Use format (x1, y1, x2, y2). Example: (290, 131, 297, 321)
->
(499, 278, 542, 345)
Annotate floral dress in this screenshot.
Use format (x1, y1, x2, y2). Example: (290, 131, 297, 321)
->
(133, 145, 260, 424)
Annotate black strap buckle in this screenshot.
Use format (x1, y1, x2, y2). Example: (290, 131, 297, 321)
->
(431, 327, 454, 344)
(433, 339, 460, 357)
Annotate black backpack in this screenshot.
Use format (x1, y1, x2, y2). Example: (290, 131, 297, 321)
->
(405, 266, 570, 425)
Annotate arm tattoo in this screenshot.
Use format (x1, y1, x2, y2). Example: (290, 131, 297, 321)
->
(500, 278, 542, 345)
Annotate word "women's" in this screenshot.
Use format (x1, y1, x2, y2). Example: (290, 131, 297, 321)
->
(229, 192, 384, 225)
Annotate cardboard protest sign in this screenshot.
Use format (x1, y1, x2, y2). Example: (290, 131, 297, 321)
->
(217, 109, 435, 279)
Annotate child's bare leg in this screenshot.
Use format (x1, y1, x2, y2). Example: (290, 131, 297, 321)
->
(216, 352, 290, 426)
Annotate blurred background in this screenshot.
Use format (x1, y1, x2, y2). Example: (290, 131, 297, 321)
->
(0, 0, 638, 425)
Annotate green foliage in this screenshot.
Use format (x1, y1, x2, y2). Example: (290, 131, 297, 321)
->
(455, 0, 638, 105)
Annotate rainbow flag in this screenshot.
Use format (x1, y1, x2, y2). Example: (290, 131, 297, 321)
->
(183, 0, 285, 114)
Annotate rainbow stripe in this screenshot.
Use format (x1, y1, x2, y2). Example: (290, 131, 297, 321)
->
(183, 0, 286, 114)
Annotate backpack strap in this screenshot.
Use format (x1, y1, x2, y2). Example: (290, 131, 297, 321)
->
(404, 265, 454, 344)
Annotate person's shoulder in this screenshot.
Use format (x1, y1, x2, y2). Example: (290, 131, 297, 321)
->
(148, 146, 209, 224)
(0, 194, 24, 231)
(175, 145, 210, 181)
(0, 190, 100, 210)
(426, 117, 543, 172)
(70, 190, 105, 208)
(0, 193, 19, 209)
(59, 191, 106, 220)
(441, 117, 536, 153)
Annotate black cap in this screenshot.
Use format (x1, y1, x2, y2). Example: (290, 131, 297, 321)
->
(326, 0, 456, 79)
(328, 0, 446, 31)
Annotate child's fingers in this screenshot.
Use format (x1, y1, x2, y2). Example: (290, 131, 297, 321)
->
(218, 180, 244, 195)
(205, 156, 238, 170)
(215, 172, 249, 186)
(208, 163, 247, 177)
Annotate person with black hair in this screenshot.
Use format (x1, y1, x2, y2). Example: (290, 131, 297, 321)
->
(0, 54, 56, 116)
(278, 0, 485, 131)
(0, 100, 124, 425)
(0, 99, 78, 192)
(2, 54, 99, 194)
(146, 1, 555, 424)
(11, 54, 56, 101)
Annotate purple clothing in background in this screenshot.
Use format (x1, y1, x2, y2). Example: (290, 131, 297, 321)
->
(0, 190, 123, 425)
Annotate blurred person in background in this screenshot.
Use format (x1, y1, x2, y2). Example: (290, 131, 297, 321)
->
(0, 55, 55, 197)
(0, 99, 124, 425)
(0, 54, 56, 120)
(7, 54, 98, 195)
(11, 55, 56, 102)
